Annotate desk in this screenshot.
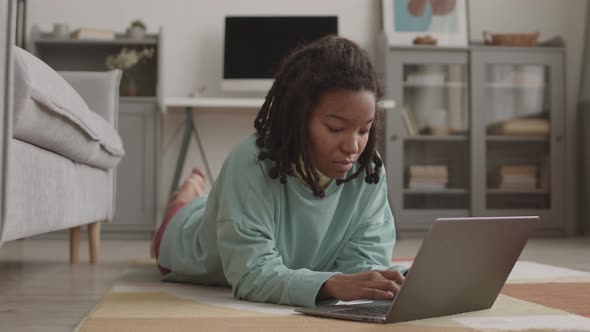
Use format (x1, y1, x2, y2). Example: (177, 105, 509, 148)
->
(164, 97, 395, 193)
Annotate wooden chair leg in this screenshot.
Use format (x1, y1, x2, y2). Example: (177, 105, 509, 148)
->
(88, 222, 101, 265)
(69, 226, 81, 264)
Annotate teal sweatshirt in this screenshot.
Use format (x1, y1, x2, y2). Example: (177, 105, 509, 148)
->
(158, 134, 403, 308)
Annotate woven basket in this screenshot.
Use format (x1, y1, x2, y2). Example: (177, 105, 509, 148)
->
(483, 31, 539, 47)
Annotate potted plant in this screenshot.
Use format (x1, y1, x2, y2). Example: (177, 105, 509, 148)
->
(105, 47, 155, 96)
(126, 19, 147, 39)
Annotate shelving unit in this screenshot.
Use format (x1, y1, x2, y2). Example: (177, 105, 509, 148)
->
(379, 38, 565, 236)
(30, 25, 163, 238)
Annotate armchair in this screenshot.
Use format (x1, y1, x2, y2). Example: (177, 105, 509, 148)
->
(0, 0, 124, 263)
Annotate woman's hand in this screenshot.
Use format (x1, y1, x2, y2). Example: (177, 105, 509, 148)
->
(318, 270, 405, 302)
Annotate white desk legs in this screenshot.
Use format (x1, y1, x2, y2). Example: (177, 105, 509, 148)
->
(192, 111, 213, 182)
(170, 107, 213, 194)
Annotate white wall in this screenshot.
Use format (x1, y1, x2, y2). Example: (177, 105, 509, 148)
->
(26, 0, 382, 214)
(27, 0, 588, 226)
(27, 0, 380, 98)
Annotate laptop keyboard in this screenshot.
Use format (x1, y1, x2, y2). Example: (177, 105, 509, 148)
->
(334, 304, 390, 317)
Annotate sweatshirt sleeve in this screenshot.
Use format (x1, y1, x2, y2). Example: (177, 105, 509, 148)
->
(217, 217, 338, 307)
(332, 173, 408, 275)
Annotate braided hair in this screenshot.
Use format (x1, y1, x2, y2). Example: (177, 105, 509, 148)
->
(254, 35, 384, 198)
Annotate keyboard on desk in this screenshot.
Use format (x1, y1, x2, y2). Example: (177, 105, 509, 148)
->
(333, 304, 391, 317)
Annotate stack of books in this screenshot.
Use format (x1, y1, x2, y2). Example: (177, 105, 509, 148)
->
(487, 118, 550, 136)
(496, 165, 537, 190)
(70, 28, 116, 40)
(408, 165, 448, 189)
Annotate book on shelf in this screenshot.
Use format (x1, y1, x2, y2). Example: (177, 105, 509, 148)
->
(487, 118, 550, 136)
(408, 165, 448, 189)
(401, 106, 418, 136)
(494, 164, 538, 190)
(423, 126, 452, 136)
(70, 28, 116, 40)
(500, 165, 537, 177)
(409, 165, 448, 178)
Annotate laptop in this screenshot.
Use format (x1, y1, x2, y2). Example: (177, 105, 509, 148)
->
(296, 216, 539, 323)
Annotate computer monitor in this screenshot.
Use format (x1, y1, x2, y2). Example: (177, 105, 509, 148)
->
(222, 16, 338, 92)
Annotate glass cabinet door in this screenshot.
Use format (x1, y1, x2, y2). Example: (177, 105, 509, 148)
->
(471, 48, 564, 225)
(394, 58, 470, 213)
(484, 64, 550, 209)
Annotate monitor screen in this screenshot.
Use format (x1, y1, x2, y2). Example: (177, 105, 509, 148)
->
(223, 16, 338, 91)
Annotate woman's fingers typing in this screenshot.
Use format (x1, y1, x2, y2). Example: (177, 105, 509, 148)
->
(319, 270, 406, 301)
(378, 270, 406, 285)
(360, 287, 395, 300)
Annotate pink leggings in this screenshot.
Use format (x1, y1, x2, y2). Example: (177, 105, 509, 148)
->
(153, 201, 187, 275)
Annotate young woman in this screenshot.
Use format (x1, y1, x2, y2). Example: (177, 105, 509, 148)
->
(152, 36, 406, 308)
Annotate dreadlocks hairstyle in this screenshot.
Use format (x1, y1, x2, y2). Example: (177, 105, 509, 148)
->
(254, 35, 384, 198)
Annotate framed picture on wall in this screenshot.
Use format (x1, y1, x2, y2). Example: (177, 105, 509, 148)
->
(382, 0, 468, 47)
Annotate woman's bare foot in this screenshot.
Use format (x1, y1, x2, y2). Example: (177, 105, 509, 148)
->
(169, 168, 207, 205)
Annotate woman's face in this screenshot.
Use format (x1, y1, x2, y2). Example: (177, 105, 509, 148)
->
(307, 89, 376, 179)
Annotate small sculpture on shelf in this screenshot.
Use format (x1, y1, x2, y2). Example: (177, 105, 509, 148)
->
(413, 35, 438, 45)
(105, 47, 155, 96)
(126, 19, 147, 40)
(483, 31, 539, 47)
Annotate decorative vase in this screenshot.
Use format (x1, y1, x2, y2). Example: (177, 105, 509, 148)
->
(126, 26, 146, 40)
(123, 75, 138, 96)
(52, 23, 69, 39)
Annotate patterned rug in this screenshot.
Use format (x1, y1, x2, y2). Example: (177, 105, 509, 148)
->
(76, 260, 590, 332)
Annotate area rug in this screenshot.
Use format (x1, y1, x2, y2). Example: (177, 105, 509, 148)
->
(76, 260, 590, 332)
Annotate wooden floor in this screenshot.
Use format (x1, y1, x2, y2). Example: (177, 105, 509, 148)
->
(0, 237, 589, 332)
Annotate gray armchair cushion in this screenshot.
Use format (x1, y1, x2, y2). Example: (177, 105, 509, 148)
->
(13, 46, 124, 170)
